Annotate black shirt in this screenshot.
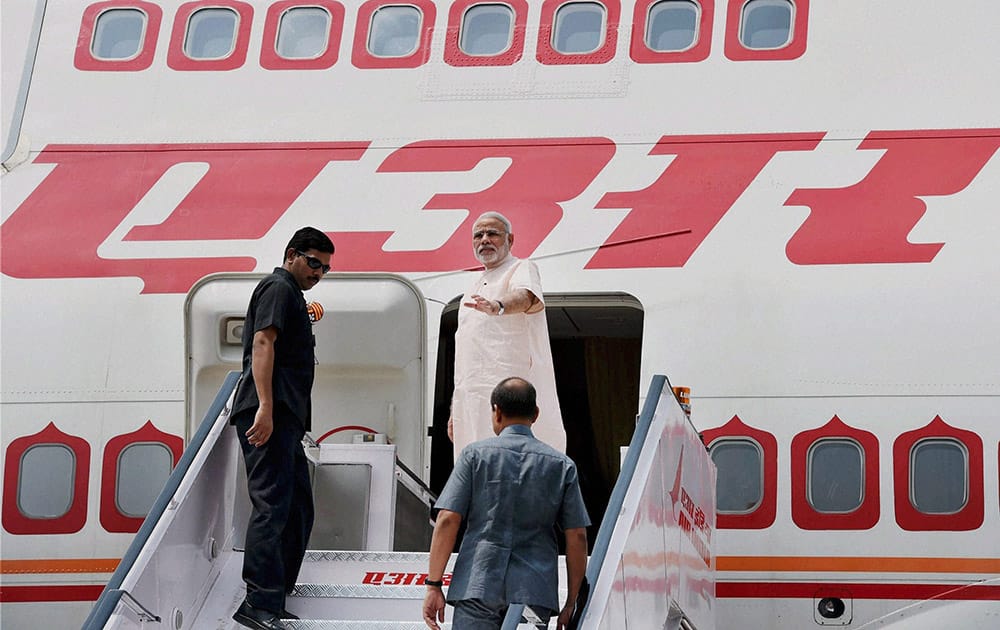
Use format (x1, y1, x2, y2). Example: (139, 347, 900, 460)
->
(231, 268, 315, 431)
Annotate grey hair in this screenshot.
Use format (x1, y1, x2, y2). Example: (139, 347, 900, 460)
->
(473, 212, 512, 234)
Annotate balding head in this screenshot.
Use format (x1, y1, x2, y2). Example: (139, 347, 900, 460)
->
(490, 377, 539, 430)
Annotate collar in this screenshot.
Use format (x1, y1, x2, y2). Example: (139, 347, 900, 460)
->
(273, 267, 301, 291)
(481, 254, 518, 276)
(500, 424, 534, 438)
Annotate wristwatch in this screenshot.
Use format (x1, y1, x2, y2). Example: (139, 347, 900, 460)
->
(424, 578, 444, 588)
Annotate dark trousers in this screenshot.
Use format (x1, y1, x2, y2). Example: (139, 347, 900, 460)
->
(234, 407, 314, 613)
(452, 600, 553, 629)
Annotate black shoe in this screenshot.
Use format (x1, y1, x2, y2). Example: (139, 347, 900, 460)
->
(233, 600, 289, 630)
(280, 609, 299, 620)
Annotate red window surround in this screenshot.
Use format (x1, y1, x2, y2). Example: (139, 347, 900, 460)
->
(724, 0, 809, 61)
(2, 423, 91, 535)
(260, 1, 345, 70)
(893, 415, 984, 531)
(444, 0, 529, 67)
(791, 415, 880, 530)
(75, 1, 163, 71)
(702, 415, 777, 529)
(630, 0, 713, 64)
(352, 0, 437, 69)
(100, 421, 184, 533)
(167, 0, 254, 71)
(537, 0, 621, 66)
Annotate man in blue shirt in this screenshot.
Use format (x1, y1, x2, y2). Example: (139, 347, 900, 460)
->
(423, 377, 590, 630)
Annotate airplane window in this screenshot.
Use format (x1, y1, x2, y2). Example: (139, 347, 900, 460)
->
(368, 5, 422, 57)
(553, 2, 606, 54)
(92, 8, 147, 60)
(460, 4, 514, 56)
(911, 439, 968, 514)
(740, 0, 793, 50)
(276, 7, 332, 59)
(116, 443, 174, 517)
(18, 444, 75, 519)
(185, 8, 239, 59)
(710, 439, 763, 513)
(807, 439, 863, 513)
(645, 0, 699, 52)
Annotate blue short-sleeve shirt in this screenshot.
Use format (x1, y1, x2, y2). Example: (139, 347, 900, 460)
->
(435, 424, 591, 610)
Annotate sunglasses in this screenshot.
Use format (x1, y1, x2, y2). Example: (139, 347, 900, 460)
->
(296, 250, 331, 273)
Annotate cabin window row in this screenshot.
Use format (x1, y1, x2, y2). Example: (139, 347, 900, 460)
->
(16, 442, 173, 519)
(76, 0, 809, 72)
(714, 437, 967, 515)
(2, 422, 182, 535)
(703, 415, 990, 531)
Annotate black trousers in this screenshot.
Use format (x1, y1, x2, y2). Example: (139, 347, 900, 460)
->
(234, 407, 314, 613)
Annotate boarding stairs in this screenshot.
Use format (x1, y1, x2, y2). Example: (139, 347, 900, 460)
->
(84, 373, 715, 630)
(184, 549, 441, 629)
(177, 548, 570, 629)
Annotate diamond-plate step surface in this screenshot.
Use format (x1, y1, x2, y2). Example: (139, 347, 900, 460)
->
(286, 622, 450, 629)
(287, 583, 424, 621)
(296, 551, 439, 585)
(293, 583, 426, 599)
(286, 551, 567, 622)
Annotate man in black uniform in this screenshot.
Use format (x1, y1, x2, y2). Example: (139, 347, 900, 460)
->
(230, 227, 334, 630)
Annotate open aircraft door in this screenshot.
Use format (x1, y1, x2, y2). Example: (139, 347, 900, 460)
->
(185, 272, 426, 471)
(184, 272, 430, 551)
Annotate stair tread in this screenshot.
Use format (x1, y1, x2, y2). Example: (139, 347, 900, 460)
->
(286, 623, 451, 629)
(191, 549, 558, 627)
(302, 551, 431, 563)
(292, 583, 427, 599)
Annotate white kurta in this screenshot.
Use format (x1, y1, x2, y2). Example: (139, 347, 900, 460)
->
(451, 256, 567, 456)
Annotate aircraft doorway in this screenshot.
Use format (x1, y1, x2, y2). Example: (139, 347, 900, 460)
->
(430, 292, 644, 544)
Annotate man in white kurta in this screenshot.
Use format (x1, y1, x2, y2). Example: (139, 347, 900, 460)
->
(450, 212, 567, 456)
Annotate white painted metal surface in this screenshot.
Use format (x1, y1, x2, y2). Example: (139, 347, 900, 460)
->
(582, 381, 715, 630)
(310, 444, 398, 552)
(185, 273, 427, 473)
(2, 1, 999, 628)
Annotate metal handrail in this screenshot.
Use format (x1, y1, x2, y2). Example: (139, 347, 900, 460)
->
(395, 456, 438, 511)
(499, 602, 560, 629)
(115, 590, 160, 623)
(81, 371, 241, 629)
(501, 603, 526, 629)
(572, 374, 668, 626)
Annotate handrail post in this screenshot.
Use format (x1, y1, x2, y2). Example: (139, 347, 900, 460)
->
(501, 603, 550, 629)
(501, 603, 526, 629)
(116, 590, 161, 623)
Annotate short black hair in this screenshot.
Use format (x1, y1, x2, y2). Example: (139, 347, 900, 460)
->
(490, 377, 536, 419)
(285, 226, 335, 259)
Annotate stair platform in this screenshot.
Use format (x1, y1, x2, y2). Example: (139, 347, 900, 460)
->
(193, 549, 564, 628)
(191, 549, 450, 628)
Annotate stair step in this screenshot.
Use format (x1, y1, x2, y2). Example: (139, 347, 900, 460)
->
(288, 550, 442, 620)
(287, 583, 424, 621)
(286, 623, 451, 629)
(296, 551, 438, 585)
(293, 583, 425, 598)
(192, 549, 559, 627)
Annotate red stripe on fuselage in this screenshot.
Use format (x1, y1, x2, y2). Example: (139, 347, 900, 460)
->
(0, 584, 105, 603)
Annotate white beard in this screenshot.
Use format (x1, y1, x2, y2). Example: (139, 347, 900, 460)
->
(475, 244, 509, 267)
